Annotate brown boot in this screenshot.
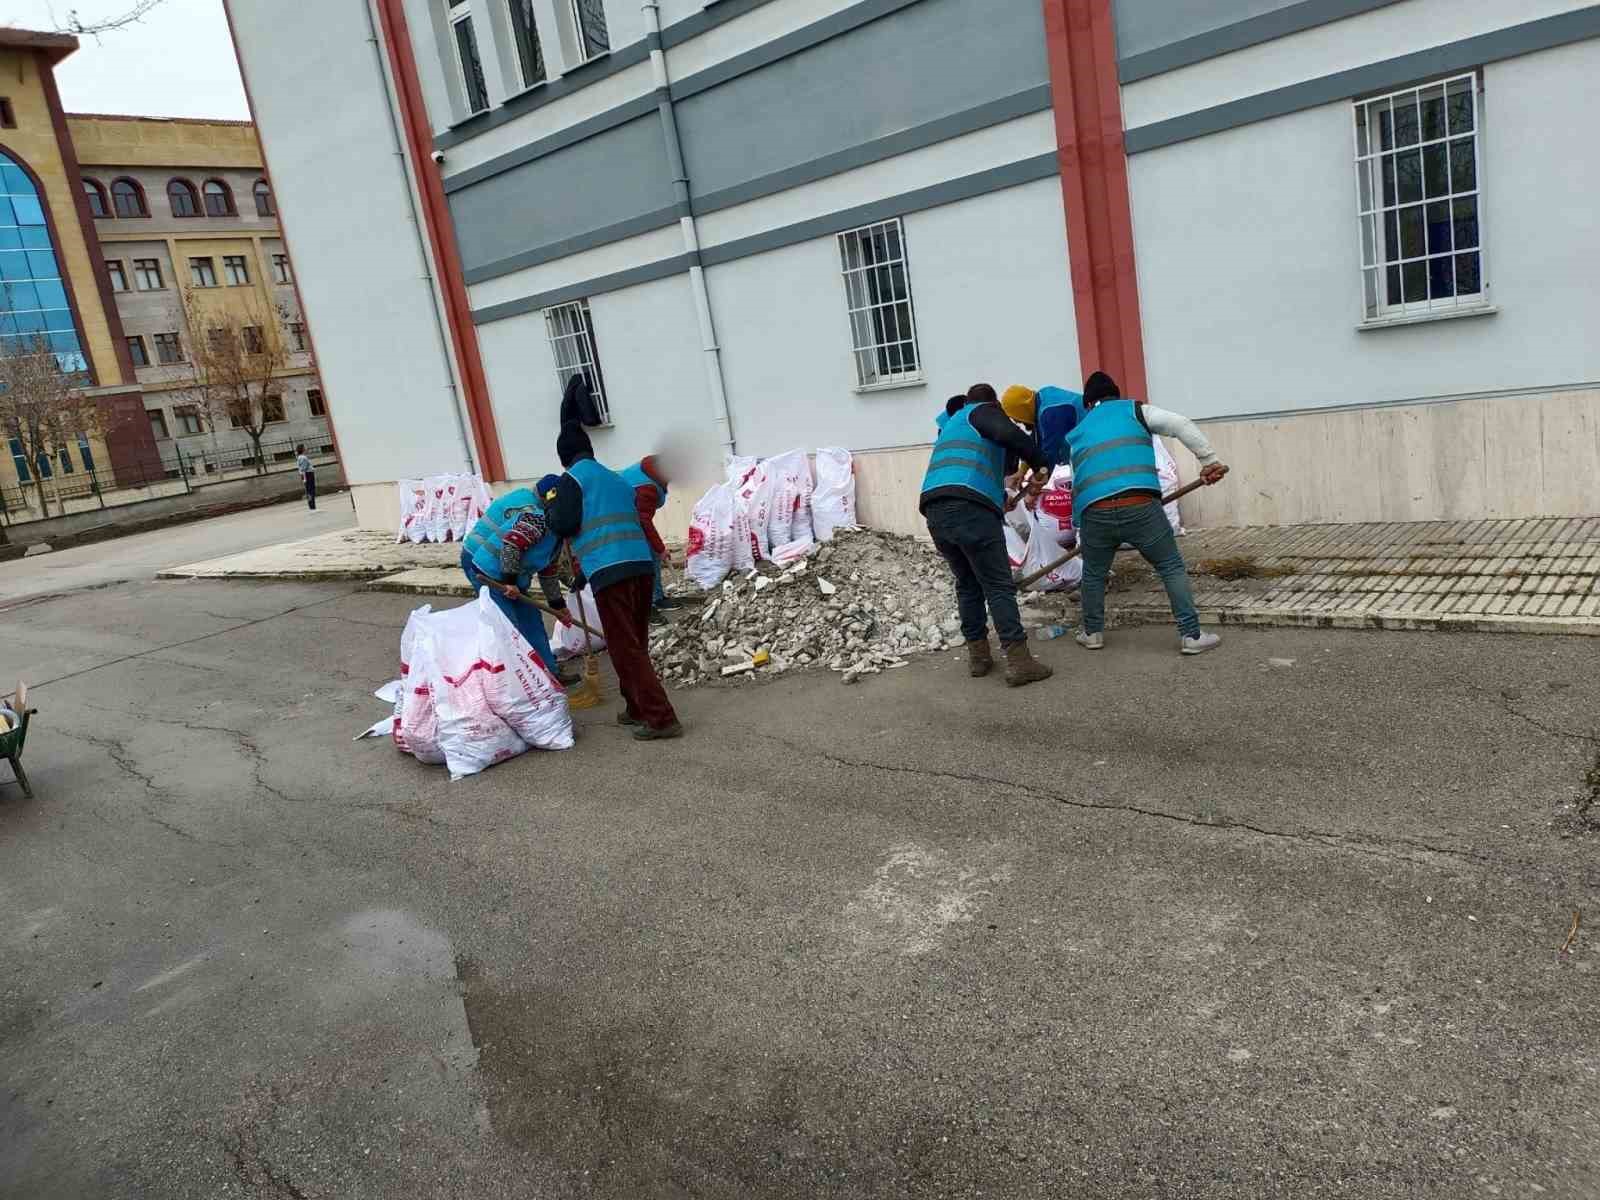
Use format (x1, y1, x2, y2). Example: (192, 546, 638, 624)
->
(965, 638, 994, 678)
(1003, 641, 1054, 688)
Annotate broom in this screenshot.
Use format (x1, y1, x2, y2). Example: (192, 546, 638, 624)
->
(562, 551, 604, 709)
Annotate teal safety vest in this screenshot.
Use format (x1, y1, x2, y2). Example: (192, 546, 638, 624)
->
(919, 402, 1006, 511)
(619, 461, 667, 508)
(1066, 399, 1161, 511)
(1035, 386, 1085, 465)
(463, 488, 559, 581)
(568, 457, 653, 578)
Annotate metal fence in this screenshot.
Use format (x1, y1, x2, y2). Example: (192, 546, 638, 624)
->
(0, 436, 339, 524)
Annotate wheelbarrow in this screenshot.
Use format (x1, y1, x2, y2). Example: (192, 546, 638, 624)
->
(0, 682, 36, 800)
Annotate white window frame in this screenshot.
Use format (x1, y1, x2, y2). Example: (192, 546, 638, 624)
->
(837, 217, 923, 390)
(1353, 72, 1487, 324)
(448, 0, 491, 115)
(543, 299, 610, 424)
(569, 0, 609, 62)
(506, 0, 547, 89)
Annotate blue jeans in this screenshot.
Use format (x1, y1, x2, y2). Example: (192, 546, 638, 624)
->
(1078, 499, 1199, 638)
(924, 498, 1025, 647)
(460, 550, 557, 667)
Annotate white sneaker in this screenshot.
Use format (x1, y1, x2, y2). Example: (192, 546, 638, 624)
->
(1180, 632, 1221, 655)
(1075, 631, 1103, 650)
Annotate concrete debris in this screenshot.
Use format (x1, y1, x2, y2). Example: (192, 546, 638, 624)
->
(648, 528, 958, 688)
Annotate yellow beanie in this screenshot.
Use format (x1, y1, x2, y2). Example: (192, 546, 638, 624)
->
(1000, 385, 1037, 426)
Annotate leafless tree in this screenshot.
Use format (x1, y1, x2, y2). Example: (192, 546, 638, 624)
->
(0, 332, 107, 516)
(177, 286, 294, 475)
(37, 0, 168, 38)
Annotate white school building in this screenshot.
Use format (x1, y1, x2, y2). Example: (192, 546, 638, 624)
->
(224, 0, 1600, 537)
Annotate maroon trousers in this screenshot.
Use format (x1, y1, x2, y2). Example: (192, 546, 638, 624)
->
(592, 573, 678, 730)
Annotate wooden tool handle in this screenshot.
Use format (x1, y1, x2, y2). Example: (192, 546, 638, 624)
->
(516, 594, 605, 641)
(1013, 476, 1214, 590)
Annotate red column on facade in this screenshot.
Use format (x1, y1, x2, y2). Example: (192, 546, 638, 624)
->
(1041, 0, 1148, 402)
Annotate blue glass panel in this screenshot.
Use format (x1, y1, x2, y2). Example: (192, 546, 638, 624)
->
(42, 310, 76, 333)
(0, 164, 32, 194)
(6, 281, 39, 310)
(56, 350, 86, 374)
(11, 310, 44, 334)
(20, 226, 51, 250)
(34, 452, 51, 479)
(78, 441, 95, 472)
(32, 279, 64, 309)
(26, 250, 58, 278)
(11, 194, 44, 226)
(0, 197, 15, 226)
(0, 314, 18, 337)
(0, 227, 20, 250)
(0, 251, 25, 281)
(48, 330, 80, 353)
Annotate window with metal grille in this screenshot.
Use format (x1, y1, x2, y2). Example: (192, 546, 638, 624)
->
(544, 299, 609, 422)
(448, 1, 490, 114)
(1354, 74, 1483, 321)
(570, 0, 609, 59)
(837, 217, 921, 388)
(508, 0, 546, 87)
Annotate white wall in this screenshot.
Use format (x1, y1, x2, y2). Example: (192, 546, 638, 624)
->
(707, 177, 1079, 457)
(228, 0, 473, 485)
(1129, 39, 1600, 420)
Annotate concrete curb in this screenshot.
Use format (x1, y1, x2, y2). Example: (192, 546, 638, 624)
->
(1113, 601, 1600, 637)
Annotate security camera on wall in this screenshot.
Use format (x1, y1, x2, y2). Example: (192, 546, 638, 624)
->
(430, 150, 445, 165)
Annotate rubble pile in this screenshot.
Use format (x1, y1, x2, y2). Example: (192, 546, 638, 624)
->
(649, 529, 962, 686)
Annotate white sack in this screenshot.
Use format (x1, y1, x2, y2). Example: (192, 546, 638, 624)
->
(550, 585, 605, 658)
(811, 447, 856, 541)
(685, 483, 739, 590)
(1154, 437, 1184, 535)
(475, 589, 574, 751)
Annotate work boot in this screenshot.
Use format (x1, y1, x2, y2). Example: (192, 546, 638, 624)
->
(1003, 641, 1054, 688)
(648, 608, 668, 626)
(655, 594, 684, 611)
(1180, 632, 1221, 656)
(965, 638, 995, 678)
(616, 711, 641, 727)
(1075, 630, 1103, 650)
(633, 721, 684, 741)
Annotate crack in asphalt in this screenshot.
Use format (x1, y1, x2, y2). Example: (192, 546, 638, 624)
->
(735, 727, 1495, 870)
(23, 588, 364, 690)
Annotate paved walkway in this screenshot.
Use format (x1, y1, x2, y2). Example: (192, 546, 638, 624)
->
(160, 518, 1600, 635)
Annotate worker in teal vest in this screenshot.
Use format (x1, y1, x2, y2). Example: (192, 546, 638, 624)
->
(1068, 371, 1229, 656)
(919, 382, 1055, 687)
(1000, 384, 1087, 467)
(619, 456, 678, 618)
(934, 394, 965, 433)
(460, 487, 577, 682)
(547, 424, 682, 739)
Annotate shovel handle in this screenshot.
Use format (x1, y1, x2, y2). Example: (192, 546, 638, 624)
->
(516, 593, 605, 641)
(1014, 476, 1213, 590)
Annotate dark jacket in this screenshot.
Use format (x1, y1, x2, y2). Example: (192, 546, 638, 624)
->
(920, 401, 1049, 516)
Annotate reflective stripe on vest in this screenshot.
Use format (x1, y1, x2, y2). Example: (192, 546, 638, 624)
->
(919, 404, 1006, 510)
(619, 461, 667, 507)
(569, 458, 653, 577)
(1065, 399, 1161, 510)
(464, 488, 556, 580)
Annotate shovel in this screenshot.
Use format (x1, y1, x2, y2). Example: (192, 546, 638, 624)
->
(1015, 476, 1214, 591)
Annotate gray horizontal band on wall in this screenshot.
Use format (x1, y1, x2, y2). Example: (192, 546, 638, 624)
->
(698, 152, 1057, 267)
(456, 92, 1053, 285)
(435, 41, 651, 151)
(443, 94, 661, 194)
(693, 84, 1053, 215)
(470, 152, 1057, 325)
(472, 253, 694, 325)
(1118, 0, 1405, 84)
(434, 0, 785, 151)
(461, 203, 691, 285)
(669, 0, 927, 101)
(1124, 6, 1600, 154)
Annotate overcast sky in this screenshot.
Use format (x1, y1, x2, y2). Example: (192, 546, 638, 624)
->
(6, 0, 249, 120)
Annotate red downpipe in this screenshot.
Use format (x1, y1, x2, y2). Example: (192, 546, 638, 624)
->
(1041, 0, 1148, 402)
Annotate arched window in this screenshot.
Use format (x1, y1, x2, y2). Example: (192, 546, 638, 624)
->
(202, 179, 235, 217)
(167, 178, 200, 218)
(0, 150, 88, 374)
(110, 177, 147, 218)
(82, 178, 109, 218)
(252, 178, 274, 217)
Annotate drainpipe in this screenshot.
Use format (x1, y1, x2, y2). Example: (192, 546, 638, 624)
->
(641, 0, 736, 453)
(361, 0, 478, 474)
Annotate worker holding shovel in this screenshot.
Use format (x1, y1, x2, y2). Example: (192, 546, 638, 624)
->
(547, 423, 683, 741)
(1069, 371, 1229, 656)
(461, 488, 579, 684)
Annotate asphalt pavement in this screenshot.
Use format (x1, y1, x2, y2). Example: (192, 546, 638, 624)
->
(0, 575, 1596, 1199)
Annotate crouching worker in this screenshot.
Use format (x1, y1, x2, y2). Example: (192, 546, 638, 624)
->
(462, 488, 578, 684)
(920, 383, 1054, 687)
(1000, 384, 1086, 467)
(1069, 371, 1229, 656)
(548, 423, 683, 740)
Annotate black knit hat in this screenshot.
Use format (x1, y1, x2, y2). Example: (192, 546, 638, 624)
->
(556, 421, 593, 468)
(1083, 371, 1121, 409)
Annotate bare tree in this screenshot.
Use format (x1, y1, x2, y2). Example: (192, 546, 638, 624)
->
(38, 0, 168, 37)
(0, 332, 107, 516)
(177, 286, 293, 475)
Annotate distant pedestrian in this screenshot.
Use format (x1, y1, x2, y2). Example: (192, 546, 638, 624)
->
(295, 444, 316, 510)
